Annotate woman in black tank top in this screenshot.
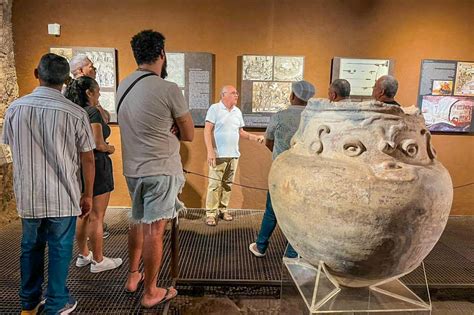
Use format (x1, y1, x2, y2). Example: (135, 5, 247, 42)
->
(65, 76, 122, 273)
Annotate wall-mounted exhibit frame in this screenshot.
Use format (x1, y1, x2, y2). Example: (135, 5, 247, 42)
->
(238, 55, 305, 128)
(331, 57, 394, 99)
(417, 59, 474, 133)
(165, 52, 215, 127)
(50, 47, 118, 122)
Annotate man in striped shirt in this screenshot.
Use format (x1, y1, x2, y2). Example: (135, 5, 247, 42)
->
(1, 53, 95, 315)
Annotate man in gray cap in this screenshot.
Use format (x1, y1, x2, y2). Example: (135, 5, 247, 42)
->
(249, 80, 315, 258)
(328, 79, 351, 102)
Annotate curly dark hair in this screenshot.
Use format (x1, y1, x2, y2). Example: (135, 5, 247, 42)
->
(64, 76, 99, 108)
(130, 29, 166, 65)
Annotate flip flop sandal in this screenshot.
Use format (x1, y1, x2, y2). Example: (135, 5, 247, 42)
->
(141, 287, 178, 308)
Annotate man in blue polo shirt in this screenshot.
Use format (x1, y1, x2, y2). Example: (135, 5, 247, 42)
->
(204, 85, 264, 226)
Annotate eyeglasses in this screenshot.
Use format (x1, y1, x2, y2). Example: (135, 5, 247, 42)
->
(225, 91, 239, 96)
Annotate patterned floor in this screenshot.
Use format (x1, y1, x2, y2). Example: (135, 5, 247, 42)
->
(0, 209, 472, 314)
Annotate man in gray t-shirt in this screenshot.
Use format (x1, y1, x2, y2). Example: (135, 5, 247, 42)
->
(117, 30, 194, 308)
(249, 81, 315, 259)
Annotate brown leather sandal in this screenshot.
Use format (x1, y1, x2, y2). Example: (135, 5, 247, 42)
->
(205, 217, 217, 226)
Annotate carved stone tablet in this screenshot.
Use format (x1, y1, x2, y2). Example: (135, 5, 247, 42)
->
(239, 55, 305, 127)
(274, 56, 304, 81)
(50, 47, 73, 62)
(51, 46, 118, 121)
(79, 50, 116, 88)
(166, 53, 185, 88)
(242, 55, 273, 81)
(252, 82, 292, 112)
(98, 91, 115, 116)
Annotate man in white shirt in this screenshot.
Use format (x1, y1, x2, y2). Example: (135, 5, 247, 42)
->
(204, 85, 264, 226)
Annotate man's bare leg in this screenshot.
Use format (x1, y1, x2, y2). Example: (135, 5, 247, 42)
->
(141, 219, 174, 307)
(125, 223, 143, 292)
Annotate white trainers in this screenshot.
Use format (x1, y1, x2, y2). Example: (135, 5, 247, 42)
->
(59, 296, 77, 315)
(75, 251, 93, 267)
(90, 256, 123, 273)
(249, 243, 266, 257)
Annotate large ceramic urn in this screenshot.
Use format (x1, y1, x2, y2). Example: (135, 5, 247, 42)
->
(269, 99, 453, 287)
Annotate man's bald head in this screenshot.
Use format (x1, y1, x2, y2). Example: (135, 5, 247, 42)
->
(220, 85, 239, 108)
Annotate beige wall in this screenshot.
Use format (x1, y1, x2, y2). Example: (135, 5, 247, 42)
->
(12, 0, 474, 214)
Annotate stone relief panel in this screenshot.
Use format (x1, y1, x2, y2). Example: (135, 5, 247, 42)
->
(242, 55, 273, 81)
(78, 50, 116, 88)
(50, 48, 73, 63)
(166, 53, 186, 88)
(240, 54, 305, 127)
(98, 92, 115, 117)
(252, 82, 292, 113)
(273, 56, 304, 81)
(51, 47, 118, 121)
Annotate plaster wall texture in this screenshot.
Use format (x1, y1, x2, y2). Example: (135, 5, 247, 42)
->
(9, 0, 474, 214)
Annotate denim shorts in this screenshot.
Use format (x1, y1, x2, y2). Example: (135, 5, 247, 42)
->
(125, 174, 185, 224)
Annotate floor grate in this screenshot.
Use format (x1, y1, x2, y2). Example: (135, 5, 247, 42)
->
(0, 209, 472, 314)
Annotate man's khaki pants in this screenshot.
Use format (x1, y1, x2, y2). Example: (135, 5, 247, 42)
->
(206, 158, 238, 218)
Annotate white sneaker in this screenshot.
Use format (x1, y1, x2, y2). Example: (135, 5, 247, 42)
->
(249, 243, 266, 257)
(59, 296, 77, 315)
(90, 256, 123, 273)
(75, 251, 93, 267)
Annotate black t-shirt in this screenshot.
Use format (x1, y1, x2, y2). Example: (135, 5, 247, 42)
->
(84, 106, 111, 141)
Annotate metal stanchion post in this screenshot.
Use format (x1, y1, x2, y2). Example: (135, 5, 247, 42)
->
(164, 216, 179, 315)
(170, 216, 179, 280)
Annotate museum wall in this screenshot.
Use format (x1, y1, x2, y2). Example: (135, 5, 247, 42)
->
(11, 0, 474, 215)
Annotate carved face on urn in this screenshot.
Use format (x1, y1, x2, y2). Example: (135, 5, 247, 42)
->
(292, 100, 437, 182)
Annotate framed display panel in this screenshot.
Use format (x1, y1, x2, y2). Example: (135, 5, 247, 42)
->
(50, 47, 118, 122)
(331, 57, 394, 99)
(417, 59, 474, 133)
(165, 52, 215, 126)
(238, 55, 305, 128)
